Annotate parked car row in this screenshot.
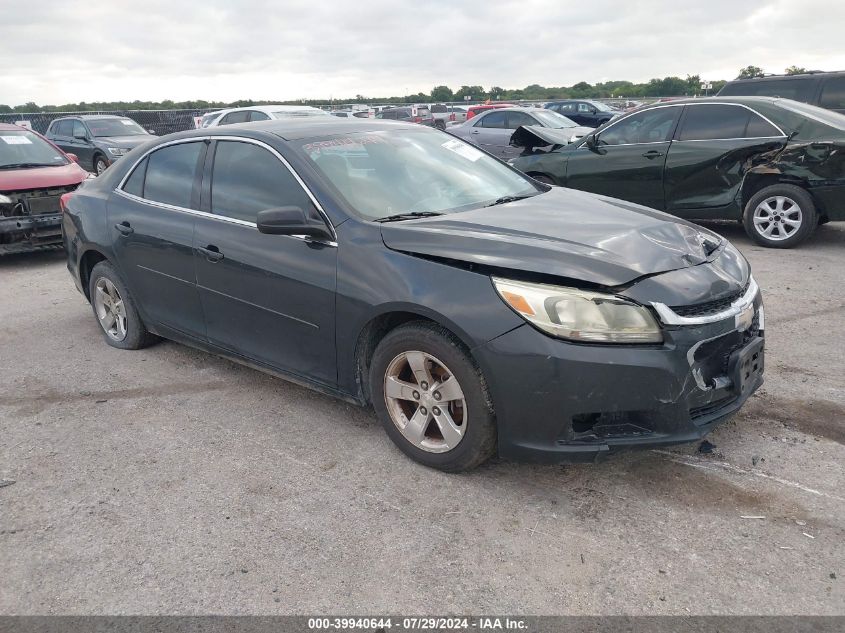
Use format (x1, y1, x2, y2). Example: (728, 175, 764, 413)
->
(511, 96, 845, 248)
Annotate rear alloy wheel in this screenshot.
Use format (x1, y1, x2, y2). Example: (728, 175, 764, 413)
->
(88, 261, 158, 350)
(370, 322, 496, 471)
(743, 184, 817, 248)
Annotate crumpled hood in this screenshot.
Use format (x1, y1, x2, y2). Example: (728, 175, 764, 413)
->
(510, 125, 593, 149)
(380, 187, 726, 287)
(95, 135, 152, 148)
(0, 162, 88, 192)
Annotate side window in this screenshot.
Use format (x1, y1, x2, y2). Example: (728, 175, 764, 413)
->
(72, 120, 87, 138)
(55, 120, 72, 137)
(249, 111, 270, 121)
(745, 112, 782, 137)
(219, 111, 249, 126)
(678, 105, 778, 140)
(819, 77, 845, 110)
(506, 111, 535, 129)
(431, 104, 447, 114)
(598, 107, 679, 146)
(578, 103, 592, 113)
(143, 142, 204, 209)
(210, 141, 314, 223)
(477, 111, 506, 128)
(122, 157, 147, 197)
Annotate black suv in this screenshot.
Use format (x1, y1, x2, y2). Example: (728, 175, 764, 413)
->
(719, 71, 845, 115)
(544, 100, 617, 127)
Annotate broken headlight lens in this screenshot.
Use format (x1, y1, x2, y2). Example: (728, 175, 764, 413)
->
(492, 277, 663, 343)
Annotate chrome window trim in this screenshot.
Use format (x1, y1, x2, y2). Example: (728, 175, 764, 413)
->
(113, 135, 337, 244)
(576, 101, 787, 149)
(651, 276, 759, 326)
(673, 135, 787, 143)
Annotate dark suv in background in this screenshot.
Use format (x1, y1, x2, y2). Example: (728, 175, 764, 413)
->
(46, 115, 156, 174)
(544, 100, 618, 127)
(375, 106, 435, 127)
(719, 71, 845, 115)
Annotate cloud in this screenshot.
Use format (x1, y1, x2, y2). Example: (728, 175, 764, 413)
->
(1, 0, 843, 105)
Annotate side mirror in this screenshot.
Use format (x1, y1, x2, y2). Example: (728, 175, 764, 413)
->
(66, 153, 79, 163)
(256, 206, 332, 239)
(589, 107, 598, 114)
(585, 134, 598, 149)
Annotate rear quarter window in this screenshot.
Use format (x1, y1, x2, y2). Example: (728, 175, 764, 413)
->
(142, 142, 204, 209)
(819, 77, 845, 110)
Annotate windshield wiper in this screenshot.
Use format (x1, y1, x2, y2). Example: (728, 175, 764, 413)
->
(484, 193, 536, 208)
(0, 162, 62, 170)
(374, 211, 444, 223)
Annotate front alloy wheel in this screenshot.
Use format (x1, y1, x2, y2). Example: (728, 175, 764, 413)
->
(384, 351, 467, 453)
(95, 156, 108, 175)
(369, 322, 496, 471)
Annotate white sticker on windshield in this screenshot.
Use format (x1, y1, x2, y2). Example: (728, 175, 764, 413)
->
(121, 120, 134, 125)
(0, 135, 33, 145)
(441, 138, 483, 162)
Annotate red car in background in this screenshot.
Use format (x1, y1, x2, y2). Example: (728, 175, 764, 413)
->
(0, 124, 90, 254)
(466, 103, 513, 120)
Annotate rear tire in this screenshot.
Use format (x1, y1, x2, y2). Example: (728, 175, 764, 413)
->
(88, 261, 158, 350)
(369, 322, 496, 472)
(435, 120, 446, 131)
(743, 184, 817, 248)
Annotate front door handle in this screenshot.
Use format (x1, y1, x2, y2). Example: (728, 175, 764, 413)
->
(642, 150, 665, 159)
(197, 245, 224, 262)
(114, 221, 134, 236)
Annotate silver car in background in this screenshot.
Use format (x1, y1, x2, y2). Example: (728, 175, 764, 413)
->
(446, 107, 592, 159)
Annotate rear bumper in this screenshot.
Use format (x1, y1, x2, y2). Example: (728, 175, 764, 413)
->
(474, 294, 764, 463)
(0, 213, 63, 253)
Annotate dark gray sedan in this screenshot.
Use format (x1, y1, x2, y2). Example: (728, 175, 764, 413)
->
(61, 118, 763, 471)
(46, 115, 155, 174)
(447, 107, 592, 159)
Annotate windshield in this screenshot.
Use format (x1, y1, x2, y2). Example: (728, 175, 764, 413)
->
(0, 130, 69, 168)
(531, 110, 577, 128)
(590, 101, 614, 112)
(88, 118, 147, 137)
(299, 130, 539, 220)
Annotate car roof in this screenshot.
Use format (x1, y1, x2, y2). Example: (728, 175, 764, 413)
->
(150, 117, 426, 142)
(215, 104, 326, 116)
(637, 96, 783, 108)
(0, 123, 30, 131)
(726, 71, 845, 82)
(51, 114, 130, 120)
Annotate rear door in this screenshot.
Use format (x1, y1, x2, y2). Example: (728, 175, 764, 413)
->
(193, 139, 338, 386)
(110, 140, 207, 337)
(564, 105, 681, 210)
(664, 103, 787, 218)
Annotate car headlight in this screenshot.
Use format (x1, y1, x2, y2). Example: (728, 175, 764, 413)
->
(492, 277, 663, 343)
(107, 147, 128, 156)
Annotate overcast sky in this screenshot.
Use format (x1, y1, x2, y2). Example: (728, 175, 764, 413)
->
(1, 0, 843, 105)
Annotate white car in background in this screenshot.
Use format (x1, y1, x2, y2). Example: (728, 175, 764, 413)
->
(200, 105, 330, 127)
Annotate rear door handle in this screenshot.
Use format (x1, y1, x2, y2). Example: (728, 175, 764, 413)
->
(197, 245, 224, 262)
(642, 150, 665, 159)
(114, 222, 134, 236)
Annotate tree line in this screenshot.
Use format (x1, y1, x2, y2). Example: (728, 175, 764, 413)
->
(0, 66, 812, 113)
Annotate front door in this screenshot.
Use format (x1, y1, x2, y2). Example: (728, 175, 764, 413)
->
(564, 106, 682, 211)
(193, 139, 338, 387)
(109, 140, 207, 338)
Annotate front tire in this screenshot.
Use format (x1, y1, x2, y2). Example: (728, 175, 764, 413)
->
(88, 261, 158, 349)
(743, 184, 817, 248)
(93, 154, 109, 175)
(369, 322, 496, 472)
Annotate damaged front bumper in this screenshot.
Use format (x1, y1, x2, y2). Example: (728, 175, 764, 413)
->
(0, 213, 63, 254)
(475, 288, 764, 463)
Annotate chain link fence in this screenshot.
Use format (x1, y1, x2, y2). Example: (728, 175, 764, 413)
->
(0, 109, 211, 136)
